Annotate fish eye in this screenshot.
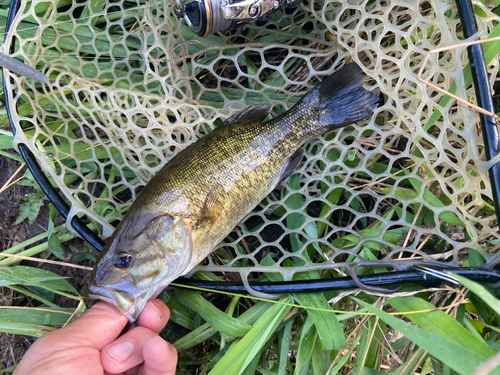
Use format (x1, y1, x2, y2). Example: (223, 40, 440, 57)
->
(113, 251, 133, 268)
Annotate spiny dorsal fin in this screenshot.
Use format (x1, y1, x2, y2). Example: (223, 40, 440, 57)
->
(278, 149, 304, 185)
(195, 186, 223, 229)
(221, 105, 271, 126)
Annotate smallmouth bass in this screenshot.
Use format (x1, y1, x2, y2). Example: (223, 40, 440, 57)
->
(89, 63, 379, 321)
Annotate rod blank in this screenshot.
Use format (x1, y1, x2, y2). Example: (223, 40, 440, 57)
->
(0, 52, 49, 83)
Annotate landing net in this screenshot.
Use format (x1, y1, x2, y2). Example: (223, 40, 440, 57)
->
(4, 0, 500, 286)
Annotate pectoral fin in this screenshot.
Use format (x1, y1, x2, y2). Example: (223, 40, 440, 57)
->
(278, 149, 304, 185)
(196, 187, 223, 229)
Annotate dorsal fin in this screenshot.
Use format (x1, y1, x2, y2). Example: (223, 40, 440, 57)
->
(221, 105, 271, 126)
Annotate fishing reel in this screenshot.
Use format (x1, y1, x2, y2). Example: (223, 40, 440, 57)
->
(174, 0, 303, 37)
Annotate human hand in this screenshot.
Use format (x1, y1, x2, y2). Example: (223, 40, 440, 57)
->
(14, 299, 177, 375)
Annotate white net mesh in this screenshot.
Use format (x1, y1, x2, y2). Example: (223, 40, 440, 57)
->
(4, 0, 500, 283)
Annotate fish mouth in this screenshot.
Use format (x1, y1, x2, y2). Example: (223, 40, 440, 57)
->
(88, 281, 144, 322)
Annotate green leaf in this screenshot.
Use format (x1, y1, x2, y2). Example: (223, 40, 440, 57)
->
(389, 296, 493, 353)
(0, 307, 72, 326)
(311, 337, 329, 375)
(173, 323, 215, 352)
(47, 203, 59, 238)
(80, 0, 106, 27)
(0, 131, 14, 150)
(173, 299, 274, 351)
(14, 194, 46, 225)
(420, 357, 434, 375)
(47, 205, 56, 239)
(400, 172, 464, 226)
(48, 233, 66, 260)
(0, 364, 17, 374)
(240, 338, 272, 375)
(9, 285, 58, 309)
(278, 319, 293, 375)
(467, 248, 486, 267)
(292, 288, 346, 350)
(175, 289, 251, 337)
(356, 316, 385, 371)
(210, 299, 292, 375)
(0, 321, 56, 337)
(453, 274, 500, 317)
(26, 286, 55, 304)
(0, 150, 24, 163)
(328, 333, 362, 374)
(0, 266, 78, 294)
(295, 317, 317, 374)
(199, 343, 231, 375)
(354, 298, 499, 375)
(167, 296, 195, 330)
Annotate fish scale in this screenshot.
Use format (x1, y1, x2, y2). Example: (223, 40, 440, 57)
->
(90, 62, 380, 322)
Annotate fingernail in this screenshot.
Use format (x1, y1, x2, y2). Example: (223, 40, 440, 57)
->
(149, 301, 163, 320)
(91, 302, 115, 311)
(106, 340, 135, 363)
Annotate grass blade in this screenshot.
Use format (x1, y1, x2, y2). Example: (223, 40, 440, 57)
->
(294, 316, 316, 374)
(0, 322, 56, 337)
(354, 298, 499, 375)
(452, 274, 500, 317)
(389, 296, 493, 354)
(209, 298, 293, 375)
(278, 319, 293, 375)
(292, 291, 346, 350)
(176, 289, 251, 337)
(173, 323, 215, 352)
(0, 307, 72, 326)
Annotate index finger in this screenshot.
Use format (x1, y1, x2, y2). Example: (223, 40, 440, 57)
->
(135, 299, 170, 334)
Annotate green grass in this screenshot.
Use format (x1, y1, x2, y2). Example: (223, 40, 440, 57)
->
(2, 0, 500, 374)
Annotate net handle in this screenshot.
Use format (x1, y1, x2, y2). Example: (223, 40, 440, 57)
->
(174, 268, 500, 293)
(455, 0, 500, 226)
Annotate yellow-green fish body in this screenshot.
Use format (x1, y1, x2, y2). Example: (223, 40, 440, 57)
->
(89, 63, 379, 321)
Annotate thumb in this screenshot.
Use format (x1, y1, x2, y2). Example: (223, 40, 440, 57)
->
(13, 302, 129, 375)
(54, 302, 129, 350)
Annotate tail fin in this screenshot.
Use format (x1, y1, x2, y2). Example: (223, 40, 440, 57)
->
(302, 63, 379, 129)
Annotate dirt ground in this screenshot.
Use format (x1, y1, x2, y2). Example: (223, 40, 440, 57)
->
(0, 154, 49, 251)
(0, 151, 94, 370)
(0, 153, 44, 369)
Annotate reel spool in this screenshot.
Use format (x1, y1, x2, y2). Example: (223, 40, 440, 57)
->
(174, 0, 234, 37)
(174, 0, 302, 36)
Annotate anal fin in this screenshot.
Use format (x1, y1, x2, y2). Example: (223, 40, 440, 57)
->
(278, 149, 304, 185)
